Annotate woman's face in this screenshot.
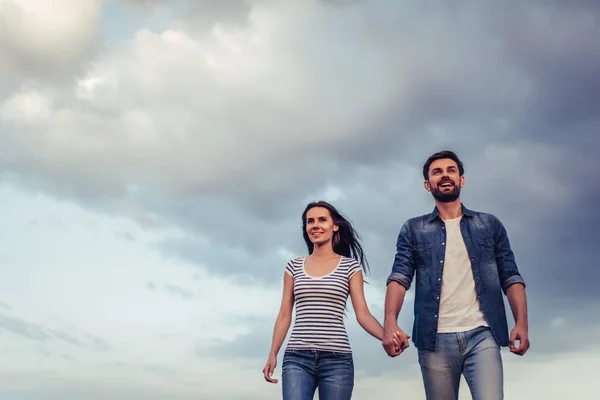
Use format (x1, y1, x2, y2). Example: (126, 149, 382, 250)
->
(305, 206, 338, 246)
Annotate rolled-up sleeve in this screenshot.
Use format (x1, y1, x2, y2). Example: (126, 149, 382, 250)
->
(386, 221, 417, 290)
(494, 217, 526, 293)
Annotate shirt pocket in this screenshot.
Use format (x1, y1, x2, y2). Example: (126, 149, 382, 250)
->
(415, 241, 433, 270)
(477, 237, 495, 261)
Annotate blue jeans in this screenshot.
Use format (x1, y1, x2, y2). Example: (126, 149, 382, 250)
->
(418, 326, 503, 400)
(282, 349, 354, 400)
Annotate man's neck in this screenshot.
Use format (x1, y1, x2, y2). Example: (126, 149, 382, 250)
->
(435, 199, 463, 221)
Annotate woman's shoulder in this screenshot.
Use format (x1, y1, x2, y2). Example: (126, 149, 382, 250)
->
(285, 257, 304, 272)
(287, 257, 305, 265)
(338, 255, 359, 266)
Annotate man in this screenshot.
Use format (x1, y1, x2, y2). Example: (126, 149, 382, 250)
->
(382, 150, 530, 400)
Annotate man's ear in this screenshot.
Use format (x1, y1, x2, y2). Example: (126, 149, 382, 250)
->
(424, 180, 431, 192)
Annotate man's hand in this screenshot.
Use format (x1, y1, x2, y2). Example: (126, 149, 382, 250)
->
(382, 323, 410, 357)
(509, 324, 530, 356)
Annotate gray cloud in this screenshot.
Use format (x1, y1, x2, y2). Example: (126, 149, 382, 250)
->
(83, 333, 111, 352)
(198, 304, 418, 378)
(52, 332, 83, 347)
(0, 313, 110, 351)
(117, 0, 252, 34)
(164, 284, 194, 300)
(0, 376, 217, 400)
(116, 231, 136, 242)
(143, 365, 177, 376)
(1, 0, 598, 369)
(146, 281, 195, 299)
(149, 0, 600, 353)
(0, 314, 52, 342)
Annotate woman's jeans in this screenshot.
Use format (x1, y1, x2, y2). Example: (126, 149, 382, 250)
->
(282, 349, 354, 400)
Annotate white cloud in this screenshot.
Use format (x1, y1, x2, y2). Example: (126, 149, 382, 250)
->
(0, 0, 431, 207)
(0, 0, 100, 81)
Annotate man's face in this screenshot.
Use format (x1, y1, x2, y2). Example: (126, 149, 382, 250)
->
(424, 158, 464, 203)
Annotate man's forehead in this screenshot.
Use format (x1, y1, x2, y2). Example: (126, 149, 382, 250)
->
(429, 158, 458, 169)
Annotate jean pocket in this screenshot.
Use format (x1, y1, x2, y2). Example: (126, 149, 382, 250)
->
(332, 351, 353, 359)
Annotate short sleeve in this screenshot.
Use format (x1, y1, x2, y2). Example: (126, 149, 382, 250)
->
(285, 260, 295, 278)
(348, 259, 362, 279)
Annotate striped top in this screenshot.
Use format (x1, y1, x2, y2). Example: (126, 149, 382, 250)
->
(285, 256, 362, 353)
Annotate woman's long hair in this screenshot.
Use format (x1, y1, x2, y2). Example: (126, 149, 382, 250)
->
(301, 201, 369, 275)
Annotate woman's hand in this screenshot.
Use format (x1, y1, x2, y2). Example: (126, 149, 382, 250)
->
(262, 354, 278, 384)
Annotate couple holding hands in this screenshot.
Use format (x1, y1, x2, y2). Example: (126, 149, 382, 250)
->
(263, 151, 530, 400)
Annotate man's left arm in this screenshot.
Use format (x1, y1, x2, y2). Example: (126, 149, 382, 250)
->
(494, 217, 530, 356)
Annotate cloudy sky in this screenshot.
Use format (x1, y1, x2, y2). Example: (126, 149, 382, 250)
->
(0, 0, 599, 398)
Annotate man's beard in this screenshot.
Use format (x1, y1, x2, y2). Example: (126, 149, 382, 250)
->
(430, 180, 461, 203)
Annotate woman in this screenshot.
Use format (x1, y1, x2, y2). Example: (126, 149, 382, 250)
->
(262, 201, 402, 399)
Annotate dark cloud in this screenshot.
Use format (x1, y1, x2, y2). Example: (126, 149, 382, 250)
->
(4, 0, 597, 235)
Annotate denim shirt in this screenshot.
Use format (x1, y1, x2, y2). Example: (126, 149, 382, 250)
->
(386, 204, 525, 350)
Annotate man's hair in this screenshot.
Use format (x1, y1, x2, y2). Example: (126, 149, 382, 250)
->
(422, 150, 465, 180)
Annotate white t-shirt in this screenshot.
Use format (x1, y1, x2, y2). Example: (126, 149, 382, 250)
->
(437, 216, 488, 333)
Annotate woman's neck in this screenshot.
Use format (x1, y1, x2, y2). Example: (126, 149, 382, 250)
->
(311, 242, 337, 258)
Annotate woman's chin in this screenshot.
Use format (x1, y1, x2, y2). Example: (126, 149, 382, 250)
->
(311, 238, 330, 246)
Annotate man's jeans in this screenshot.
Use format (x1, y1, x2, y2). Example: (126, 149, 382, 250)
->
(281, 349, 354, 400)
(418, 326, 503, 400)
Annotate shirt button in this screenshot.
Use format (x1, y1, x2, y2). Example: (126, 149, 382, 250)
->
(442, 242, 445, 245)
(436, 296, 440, 300)
(438, 278, 441, 281)
(434, 315, 438, 318)
(440, 260, 443, 263)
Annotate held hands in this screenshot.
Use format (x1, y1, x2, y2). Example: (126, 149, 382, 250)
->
(382, 324, 410, 357)
(509, 323, 530, 356)
(262, 354, 278, 384)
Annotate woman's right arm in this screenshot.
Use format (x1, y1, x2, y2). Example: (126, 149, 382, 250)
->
(268, 272, 295, 357)
(263, 272, 294, 383)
